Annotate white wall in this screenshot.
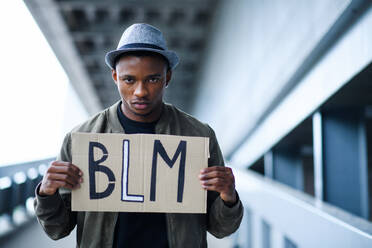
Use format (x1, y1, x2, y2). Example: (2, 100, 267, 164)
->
(193, 0, 352, 157)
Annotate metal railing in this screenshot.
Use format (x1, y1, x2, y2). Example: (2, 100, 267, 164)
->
(0, 158, 54, 239)
(232, 169, 372, 248)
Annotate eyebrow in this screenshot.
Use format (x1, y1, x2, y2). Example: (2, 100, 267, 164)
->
(146, 73, 162, 78)
(119, 73, 162, 78)
(119, 74, 134, 78)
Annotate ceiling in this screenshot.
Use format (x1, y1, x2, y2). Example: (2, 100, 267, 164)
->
(24, 0, 219, 114)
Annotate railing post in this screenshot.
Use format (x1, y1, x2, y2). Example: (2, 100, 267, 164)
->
(312, 111, 324, 201)
(264, 151, 274, 179)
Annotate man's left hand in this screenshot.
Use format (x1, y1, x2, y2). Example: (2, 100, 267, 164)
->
(199, 166, 237, 204)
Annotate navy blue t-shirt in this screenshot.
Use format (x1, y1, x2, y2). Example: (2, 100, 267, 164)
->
(112, 103, 169, 248)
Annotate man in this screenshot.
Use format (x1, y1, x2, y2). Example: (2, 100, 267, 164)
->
(35, 23, 243, 248)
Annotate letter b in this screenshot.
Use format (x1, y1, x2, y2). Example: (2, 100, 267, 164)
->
(89, 142, 115, 199)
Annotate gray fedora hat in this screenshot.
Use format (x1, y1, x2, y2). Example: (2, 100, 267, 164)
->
(105, 23, 179, 70)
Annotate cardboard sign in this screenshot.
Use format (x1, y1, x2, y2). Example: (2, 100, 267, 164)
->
(71, 132, 209, 213)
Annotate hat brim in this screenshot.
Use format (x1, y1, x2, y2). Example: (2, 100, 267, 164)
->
(105, 47, 179, 70)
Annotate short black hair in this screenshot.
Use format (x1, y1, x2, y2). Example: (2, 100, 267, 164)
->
(113, 50, 170, 71)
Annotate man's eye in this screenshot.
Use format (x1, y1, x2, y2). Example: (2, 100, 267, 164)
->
(123, 78, 134, 83)
(149, 77, 160, 83)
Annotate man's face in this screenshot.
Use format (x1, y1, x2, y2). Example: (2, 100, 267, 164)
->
(112, 54, 171, 122)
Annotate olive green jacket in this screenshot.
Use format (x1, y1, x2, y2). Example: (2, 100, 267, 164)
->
(34, 101, 243, 248)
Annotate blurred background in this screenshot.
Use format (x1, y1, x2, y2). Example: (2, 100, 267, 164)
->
(0, 0, 372, 247)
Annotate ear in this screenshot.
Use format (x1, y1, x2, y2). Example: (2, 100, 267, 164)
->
(111, 69, 118, 85)
(165, 70, 172, 87)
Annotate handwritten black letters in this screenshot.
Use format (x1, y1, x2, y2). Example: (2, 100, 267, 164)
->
(88, 139, 187, 203)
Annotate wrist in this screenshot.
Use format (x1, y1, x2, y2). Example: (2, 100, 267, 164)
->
(38, 184, 55, 196)
(220, 190, 237, 204)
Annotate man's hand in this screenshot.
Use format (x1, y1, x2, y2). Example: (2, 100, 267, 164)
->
(199, 166, 237, 204)
(39, 161, 83, 196)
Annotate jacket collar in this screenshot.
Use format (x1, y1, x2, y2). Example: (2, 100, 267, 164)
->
(107, 101, 124, 133)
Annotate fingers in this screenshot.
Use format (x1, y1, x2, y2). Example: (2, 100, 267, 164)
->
(199, 166, 237, 204)
(200, 177, 230, 192)
(199, 167, 233, 180)
(50, 161, 83, 181)
(199, 166, 235, 192)
(50, 161, 83, 177)
(43, 179, 77, 191)
(201, 166, 230, 173)
(47, 172, 80, 186)
(39, 161, 83, 196)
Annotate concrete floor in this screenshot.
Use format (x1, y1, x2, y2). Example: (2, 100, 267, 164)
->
(0, 218, 234, 248)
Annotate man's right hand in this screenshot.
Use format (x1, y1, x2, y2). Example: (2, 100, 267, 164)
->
(39, 161, 83, 196)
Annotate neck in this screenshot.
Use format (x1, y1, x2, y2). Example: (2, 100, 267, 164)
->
(121, 102, 163, 123)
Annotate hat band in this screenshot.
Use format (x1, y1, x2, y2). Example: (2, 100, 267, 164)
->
(119, 43, 165, 51)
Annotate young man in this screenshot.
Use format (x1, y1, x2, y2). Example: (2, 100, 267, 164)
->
(35, 23, 243, 248)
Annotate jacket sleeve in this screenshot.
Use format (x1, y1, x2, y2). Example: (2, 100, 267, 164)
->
(34, 133, 77, 240)
(206, 126, 244, 238)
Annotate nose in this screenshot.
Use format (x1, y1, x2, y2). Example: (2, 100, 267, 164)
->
(133, 81, 148, 98)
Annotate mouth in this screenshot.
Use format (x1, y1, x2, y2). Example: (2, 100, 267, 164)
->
(131, 101, 150, 110)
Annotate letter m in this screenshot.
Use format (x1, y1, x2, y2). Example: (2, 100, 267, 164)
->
(150, 140, 186, 203)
